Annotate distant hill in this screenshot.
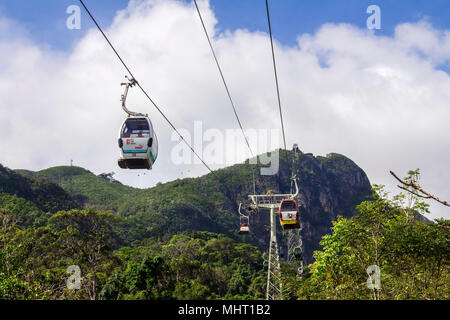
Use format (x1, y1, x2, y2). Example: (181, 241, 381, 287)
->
(24, 164, 241, 245)
(13, 149, 372, 263)
(0, 164, 80, 226)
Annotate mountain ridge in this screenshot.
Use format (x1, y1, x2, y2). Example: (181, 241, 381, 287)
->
(10, 149, 373, 263)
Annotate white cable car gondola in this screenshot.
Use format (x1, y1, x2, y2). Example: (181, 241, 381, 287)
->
(117, 77, 158, 170)
(118, 117, 158, 169)
(279, 199, 300, 230)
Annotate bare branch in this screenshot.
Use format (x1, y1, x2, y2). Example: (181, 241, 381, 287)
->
(397, 186, 431, 199)
(390, 171, 450, 207)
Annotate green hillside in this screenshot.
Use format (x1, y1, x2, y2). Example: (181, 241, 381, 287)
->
(18, 150, 373, 263)
(0, 164, 79, 226)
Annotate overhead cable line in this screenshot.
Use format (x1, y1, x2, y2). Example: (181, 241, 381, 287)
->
(265, 0, 297, 201)
(265, 0, 287, 151)
(78, 0, 230, 189)
(264, 1, 304, 284)
(194, 0, 258, 196)
(193, 0, 254, 158)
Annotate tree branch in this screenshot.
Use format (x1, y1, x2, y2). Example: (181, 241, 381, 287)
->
(390, 171, 450, 207)
(397, 186, 431, 199)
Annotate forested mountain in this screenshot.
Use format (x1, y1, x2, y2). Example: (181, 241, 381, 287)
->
(17, 150, 372, 263)
(1, 150, 447, 300)
(0, 164, 79, 226)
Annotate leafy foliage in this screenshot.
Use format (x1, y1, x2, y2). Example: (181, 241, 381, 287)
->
(0, 207, 265, 300)
(100, 232, 265, 300)
(292, 183, 449, 300)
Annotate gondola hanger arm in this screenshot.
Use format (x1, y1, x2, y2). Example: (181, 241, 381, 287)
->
(120, 76, 144, 117)
(290, 176, 299, 199)
(238, 202, 245, 217)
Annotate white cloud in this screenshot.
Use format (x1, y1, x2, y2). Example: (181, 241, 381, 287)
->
(394, 20, 450, 66)
(0, 0, 448, 219)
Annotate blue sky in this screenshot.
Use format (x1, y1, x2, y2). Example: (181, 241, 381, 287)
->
(1, 0, 450, 51)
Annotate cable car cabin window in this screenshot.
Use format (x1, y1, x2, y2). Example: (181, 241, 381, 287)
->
(121, 119, 150, 138)
(281, 201, 297, 211)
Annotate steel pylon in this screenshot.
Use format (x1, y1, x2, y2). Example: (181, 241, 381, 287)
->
(266, 207, 282, 300)
(247, 178, 299, 300)
(287, 227, 304, 276)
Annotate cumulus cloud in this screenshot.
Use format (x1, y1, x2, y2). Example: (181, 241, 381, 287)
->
(0, 0, 448, 219)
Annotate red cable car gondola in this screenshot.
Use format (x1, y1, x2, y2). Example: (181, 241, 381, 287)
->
(239, 223, 250, 235)
(238, 203, 250, 235)
(279, 199, 300, 230)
